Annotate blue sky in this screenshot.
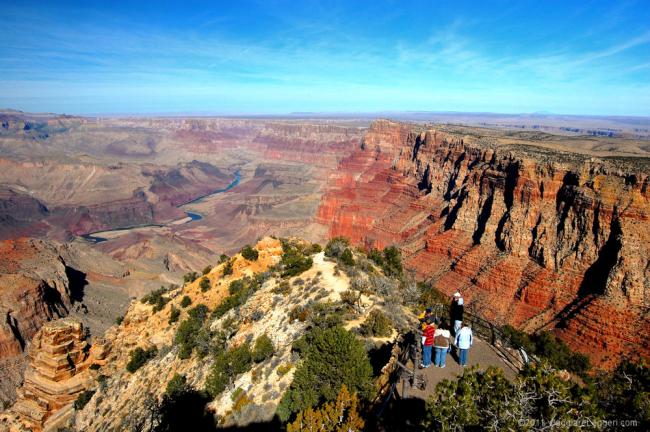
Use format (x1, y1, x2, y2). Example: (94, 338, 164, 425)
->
(1, 0, 649, 115)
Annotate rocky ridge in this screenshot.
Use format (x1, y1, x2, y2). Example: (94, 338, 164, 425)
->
(7, 237, 407, 431)
(0, 236, 195, 409)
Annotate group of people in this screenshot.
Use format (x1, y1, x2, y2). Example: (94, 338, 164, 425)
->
(418, 291, 473, 369)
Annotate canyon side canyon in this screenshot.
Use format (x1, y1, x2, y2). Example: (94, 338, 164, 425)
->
(0, 111, 648, 417)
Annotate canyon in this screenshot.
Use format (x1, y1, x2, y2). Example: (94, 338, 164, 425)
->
(318, 120, 649, 368)
(0, 237, 412, 430)
(0, 110, 649, 425)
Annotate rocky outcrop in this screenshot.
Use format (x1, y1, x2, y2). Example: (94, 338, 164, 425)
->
(1, 318, 108, 431)
(0, 239, 72, 361)
(318, 120, 650, 369)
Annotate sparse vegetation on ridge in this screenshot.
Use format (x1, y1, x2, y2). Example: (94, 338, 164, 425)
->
(221, 259, 233, 277)
(141, 287, 170, 313)
(359, 309, 393, 337)
(180, 295, 192, 308)
(240, 244, 259, 261)
(183, 271, 199, 284)
(278, 325, 373, 422)
(324, 236, 350, 259)
(174, 304, 211, 359)
(252, 334, 275, 363)
(168, 305, 180, 324)
(126, 346, 158, 373)
(340, 248, 355, 266)
(212, 273, 268, 319)
(199, 276, 210, 292)
(205, 343, 253, 397)
(280, 240, 313, 277)
(367, 245, 402, 277)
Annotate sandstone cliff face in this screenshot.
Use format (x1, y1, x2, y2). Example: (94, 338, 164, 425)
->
(1, 318, 107, 432)
(0, 240, 72, 360)
(0, 239, 75, 408)
(318, 120, 650, 368)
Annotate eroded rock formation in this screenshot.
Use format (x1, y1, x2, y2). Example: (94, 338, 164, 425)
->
(318, 120, 650, 368)
(0, 239, 72, 361)
(1, 318, 107, 431)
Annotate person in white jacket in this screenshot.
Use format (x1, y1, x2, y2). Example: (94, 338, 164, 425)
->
(455, 323, 473, 366)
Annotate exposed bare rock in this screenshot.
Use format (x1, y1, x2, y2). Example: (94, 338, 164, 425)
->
(318, 119, 650, 369)
(0, 239, 72, 362)
(1, 318, 107, 431)
(0, 188, 49, 239)
(0, 236, 182, 409)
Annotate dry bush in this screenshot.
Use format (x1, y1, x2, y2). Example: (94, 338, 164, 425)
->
(340, 289, 361, 309)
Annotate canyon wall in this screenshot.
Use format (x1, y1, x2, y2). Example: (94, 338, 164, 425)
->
(0, 239, 77, 408)
(318, 120, 650, 368)
(0, 189, 50, 238)
(0, 239, 73, 360)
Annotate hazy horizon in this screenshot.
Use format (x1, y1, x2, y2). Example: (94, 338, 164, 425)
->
(5, 107, 650, 121)
(1, 0, 649, 116)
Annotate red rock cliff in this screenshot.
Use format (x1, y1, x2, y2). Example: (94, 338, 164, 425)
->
(0, 239, 72, 360)
(318, 120, 650, 368)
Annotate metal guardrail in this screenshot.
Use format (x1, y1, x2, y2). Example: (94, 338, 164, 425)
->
(378, 302, 533, 406)
(463, 309, 527, 369)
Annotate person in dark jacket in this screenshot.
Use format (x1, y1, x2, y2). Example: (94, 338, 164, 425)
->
(450, 291, 464, 335)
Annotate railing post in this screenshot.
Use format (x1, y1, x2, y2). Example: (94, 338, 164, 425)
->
(491, 323, 496, 345)
(412, 343, 419, 392)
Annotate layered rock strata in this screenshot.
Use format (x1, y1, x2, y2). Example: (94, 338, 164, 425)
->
(318, 120, 650, 368)
(0, 239, 72, 361)
(2, 318, 107, 431)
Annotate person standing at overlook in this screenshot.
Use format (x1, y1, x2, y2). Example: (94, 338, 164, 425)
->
(433, 320, 451, 368)
(455, 323, 473, 367)
(420, 318, 435, 368)
(450, 291, 464, 335)
(418, 307, 433, 330)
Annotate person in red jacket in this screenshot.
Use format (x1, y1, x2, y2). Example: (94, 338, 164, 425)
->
(420, 318, 435, 368)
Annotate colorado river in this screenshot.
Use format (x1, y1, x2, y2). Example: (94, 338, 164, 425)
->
(82, 170, 241, 243)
